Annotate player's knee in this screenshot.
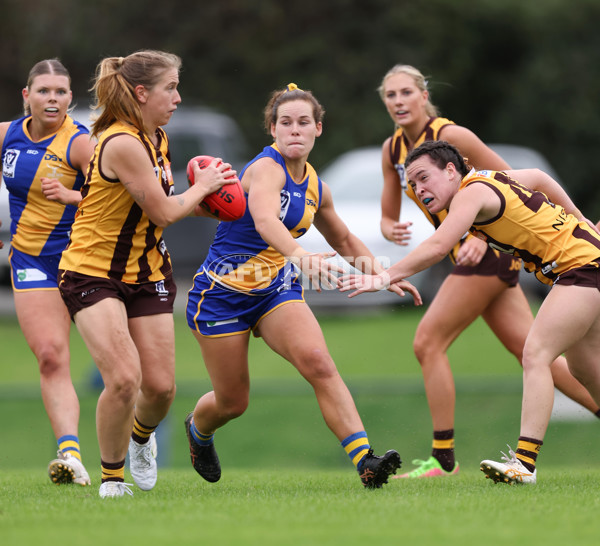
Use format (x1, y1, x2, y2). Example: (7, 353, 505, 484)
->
(219, 397, 248, 420)
(142, 380, 176, 407)
(521, 346, 549, 374)
(299, 349, 338, 383)
(106, 370, 142, 406)
(413, 330, 441, 367)
(36, 344, 68, 377)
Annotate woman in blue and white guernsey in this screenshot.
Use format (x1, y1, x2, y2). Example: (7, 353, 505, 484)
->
(0, 59, 95, 487)
(185, 84, 421, 488)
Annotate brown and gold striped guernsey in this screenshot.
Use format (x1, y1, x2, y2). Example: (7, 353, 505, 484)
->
(388, 117, 465, 261)
(461, 170, 600, 285)
(60, 121, 174, 283)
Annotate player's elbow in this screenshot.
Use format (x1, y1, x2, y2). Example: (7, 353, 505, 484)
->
(147, 210, 176, 228)
(252, 217, 273, 240)
(427, 240, 450, 264)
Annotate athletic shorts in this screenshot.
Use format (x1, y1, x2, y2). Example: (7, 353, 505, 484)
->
(186, 269, 305, 337)
(58, 270, 177, 320)
(9, 246, 61, 291)
(555, 260, 600, 289)
(452, 246, 521, 287)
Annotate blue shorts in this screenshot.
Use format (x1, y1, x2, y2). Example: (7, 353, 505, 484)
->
(9, 247, 61, 291)
(186, 269, 305, 337)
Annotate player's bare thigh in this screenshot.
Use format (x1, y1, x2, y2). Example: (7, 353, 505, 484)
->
(129, 313, 176, 392)
(257, 301, 334, 377)
(193, 329, 251, 401)
(74, 297, 141, 383)
(528, 284, 600, 371)
(13, 289, 71, 357)
(416, 273, 509, 350)
(480, 282, 533, 360)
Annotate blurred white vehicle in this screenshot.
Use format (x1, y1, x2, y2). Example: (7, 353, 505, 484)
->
(300, 144, 557, 309)
(300, 147, 442, 309)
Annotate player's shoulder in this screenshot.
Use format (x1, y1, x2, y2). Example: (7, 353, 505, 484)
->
(438, 123, 476, 142)
(246, 154, 281, 175)
(0, 121, 11, 146)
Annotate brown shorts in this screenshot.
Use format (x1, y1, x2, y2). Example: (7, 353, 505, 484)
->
(555, 260, 600, 289)
(452, 247, 521, 287)
(58, 270, 177, 321)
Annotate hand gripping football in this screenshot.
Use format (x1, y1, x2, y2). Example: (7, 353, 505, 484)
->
(186, 155, 246, 221)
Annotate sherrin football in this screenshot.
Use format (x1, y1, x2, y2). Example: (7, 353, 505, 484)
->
(186, 155, 246, 221)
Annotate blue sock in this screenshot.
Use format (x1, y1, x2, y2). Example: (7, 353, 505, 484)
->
(341, 431, 370, 470)
(58, 434, 82, 461)
(190, 419, 214, 446)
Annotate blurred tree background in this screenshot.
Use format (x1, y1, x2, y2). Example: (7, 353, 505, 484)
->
(2, 0, 600, 217)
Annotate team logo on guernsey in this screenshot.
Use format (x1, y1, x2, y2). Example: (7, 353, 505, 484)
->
(2, 149, 20, 178)
(394, 163, 408, 190)
(155, 280, 169, 297)
(207, 253, 282, 294)
(280, 190, 291, 221)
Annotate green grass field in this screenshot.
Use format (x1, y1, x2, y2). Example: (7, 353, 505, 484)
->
(1, 305, 600, 544)
(2, 469, 600, 545)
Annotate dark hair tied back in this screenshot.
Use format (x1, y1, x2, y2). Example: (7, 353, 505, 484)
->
(405, 140, 470, 177)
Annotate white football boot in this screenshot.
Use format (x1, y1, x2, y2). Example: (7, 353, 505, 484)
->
(48, 451, 91, 486)
(480, 446, 537, 484)
(128, 432, 158, 490)
(99, 481, 134, 498)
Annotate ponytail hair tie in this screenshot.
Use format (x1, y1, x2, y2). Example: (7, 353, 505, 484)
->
(285, 83, 301, 92)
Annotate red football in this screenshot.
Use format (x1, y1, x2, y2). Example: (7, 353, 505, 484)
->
(186, 155, 246, 221)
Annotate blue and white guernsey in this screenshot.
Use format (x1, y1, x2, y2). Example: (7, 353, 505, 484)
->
(200, 144, 323, 295)
(1, 115, 88, 256)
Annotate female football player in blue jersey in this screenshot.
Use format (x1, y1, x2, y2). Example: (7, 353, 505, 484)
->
(184, 84, 421, 488)
(0, 59, 95, 486)
(376, 64, 599, 479)
(341, 140, 600, 484)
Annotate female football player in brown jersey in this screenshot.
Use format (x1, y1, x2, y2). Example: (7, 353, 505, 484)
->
(376, 65, 599, 479)
(57, 50, 238, 499)
(342, 139, 600, 484)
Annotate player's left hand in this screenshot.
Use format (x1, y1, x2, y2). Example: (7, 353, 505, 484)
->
(387, 280, 422, 306)
(585, 217, 600, 235)
(339, 272, 391, 297)
(296, 251, 345, 292)
(41, 178, 70, 204)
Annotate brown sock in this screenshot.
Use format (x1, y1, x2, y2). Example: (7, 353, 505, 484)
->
(431, 429, 455, 472)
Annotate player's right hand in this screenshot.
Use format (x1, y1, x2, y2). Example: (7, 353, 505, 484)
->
(390, 221, 413, 246)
